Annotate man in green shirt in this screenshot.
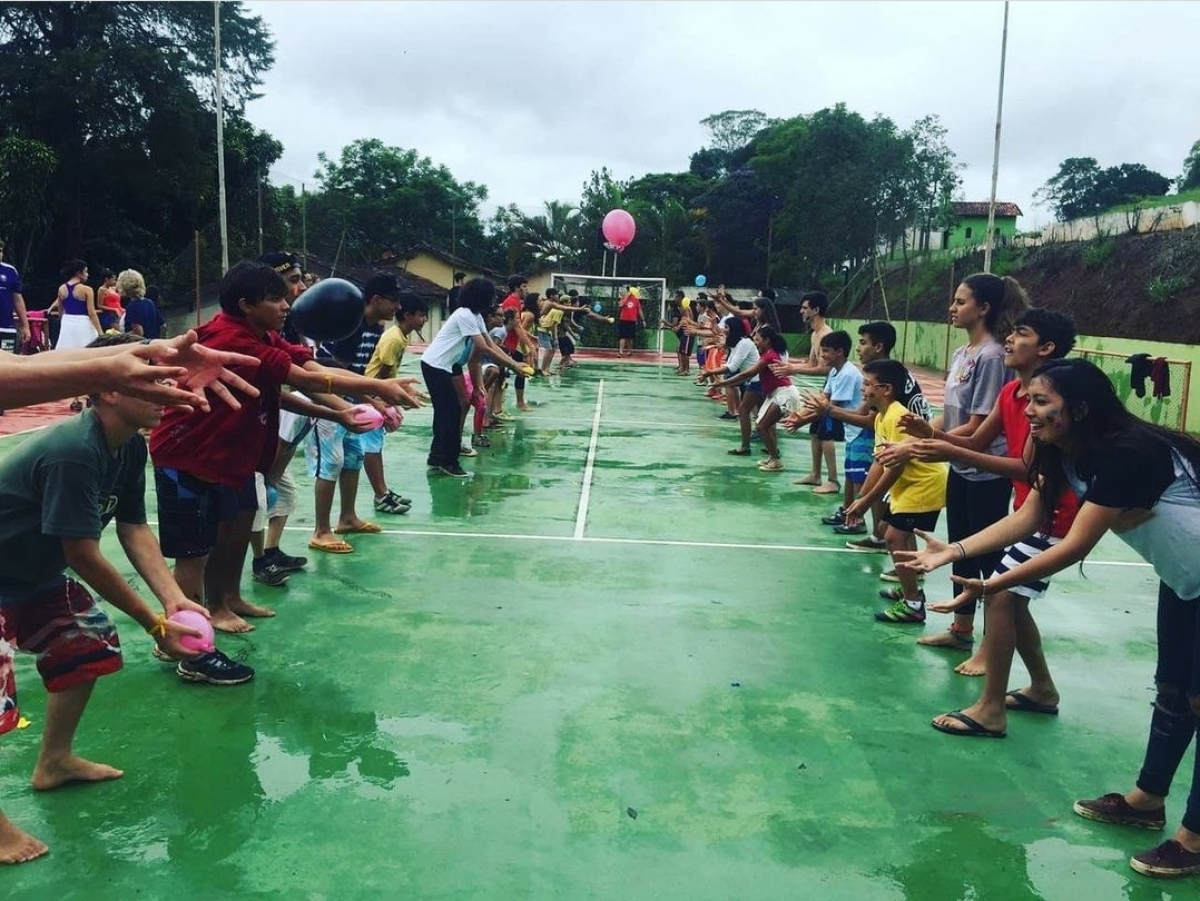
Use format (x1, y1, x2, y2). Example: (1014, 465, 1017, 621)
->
(0, 334, 241, 866)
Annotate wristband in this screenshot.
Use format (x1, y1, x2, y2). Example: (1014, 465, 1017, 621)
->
(324, 374, 333, 394)
(953, 541, 967, 561)
(146, 613, 168, 638)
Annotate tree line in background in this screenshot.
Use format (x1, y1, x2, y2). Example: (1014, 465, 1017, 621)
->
(2, 3, 1199, 308)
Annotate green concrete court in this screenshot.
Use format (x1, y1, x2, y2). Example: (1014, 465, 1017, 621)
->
(0, 361, 1184, 901)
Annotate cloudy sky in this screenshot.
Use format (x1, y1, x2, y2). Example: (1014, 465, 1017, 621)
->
(243, 0, 1200, 231)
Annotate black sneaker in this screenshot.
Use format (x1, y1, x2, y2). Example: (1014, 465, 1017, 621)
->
(438, 463, 470, 478)
(268, 547, 308, 573)
(251, 559, 290, 587)
(1130, 840, 1200, 878)
(833, 522, 868, 535)
(374, 490, 411, 515)
(177, 649, 255, 685)
(820, 508, 846, 526)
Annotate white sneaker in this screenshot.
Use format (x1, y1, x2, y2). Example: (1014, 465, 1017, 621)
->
(460, 445, 478, 457)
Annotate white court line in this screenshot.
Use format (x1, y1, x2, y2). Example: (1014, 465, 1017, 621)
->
(573, 380, 605, 538)
(248, 522, 1151, 566)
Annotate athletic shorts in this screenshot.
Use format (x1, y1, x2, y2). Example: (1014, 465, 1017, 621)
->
(306, 419, 364, 480)
(677, 331, 695, 356)
(0, 577, 122, 728)
(559, 335, 575, 356)
(844, 431, 874, 485)
(279, 407, 316, 446)
(760, 384, 803, 421)
(359, 424, 386, 455)
(616, 320, 637, 340)
(745, 380, 765, 396)
(881, 502, 940, 535)
(992, 532, 1061, 599)
(155, 467, 258, 559)
(815, 415, 845, 443)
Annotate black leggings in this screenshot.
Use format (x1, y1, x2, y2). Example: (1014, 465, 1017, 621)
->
(946, 469, 1011, 614)
(512, 350, 526, 391)
(421, 361, 464, 467)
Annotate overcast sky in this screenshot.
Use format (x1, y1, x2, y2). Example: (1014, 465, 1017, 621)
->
(243, 0, 1200, 232)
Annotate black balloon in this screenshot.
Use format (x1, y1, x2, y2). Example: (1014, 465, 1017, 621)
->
(288, 278, 364, 342)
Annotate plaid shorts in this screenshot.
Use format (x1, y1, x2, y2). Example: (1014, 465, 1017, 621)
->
(0, 577, 123, 733)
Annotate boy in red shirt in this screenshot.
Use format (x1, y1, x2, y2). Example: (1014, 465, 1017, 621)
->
(150, 261, 417, 644)
(616, 285, 644, 357)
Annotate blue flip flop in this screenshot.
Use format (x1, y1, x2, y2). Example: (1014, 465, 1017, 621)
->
(931, 710, 1006, 738)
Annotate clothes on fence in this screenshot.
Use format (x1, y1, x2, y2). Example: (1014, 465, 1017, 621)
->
(1126, 353, 1153, 398)
(1150, 356, 1171, 398)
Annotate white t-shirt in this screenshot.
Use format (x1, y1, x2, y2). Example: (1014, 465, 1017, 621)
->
(725, 337, 760, 374)
(422, 307, 484, 372)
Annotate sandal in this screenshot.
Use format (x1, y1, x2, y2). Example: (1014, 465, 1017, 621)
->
(334, 521, 382, 535)
(727, 447, 752, 456)
(308, 538, 354, 554)
(811, 481, 841, 495)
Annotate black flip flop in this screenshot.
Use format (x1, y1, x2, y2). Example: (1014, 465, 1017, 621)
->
(931, 710, 1006, 738)
(1005, 690, 1059, 716)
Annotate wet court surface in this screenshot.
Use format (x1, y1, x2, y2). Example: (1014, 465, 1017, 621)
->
(0, 360, 1184, 900)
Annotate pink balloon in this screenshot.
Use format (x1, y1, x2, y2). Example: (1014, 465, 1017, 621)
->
(602, 209, 636, 251)
(169, 610, 215, 653)
(350, 403, 385, 429)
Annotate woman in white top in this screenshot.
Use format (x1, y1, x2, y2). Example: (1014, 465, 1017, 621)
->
(420, 278, 528, 477)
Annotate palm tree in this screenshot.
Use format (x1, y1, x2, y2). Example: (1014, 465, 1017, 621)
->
(511, 200, 586, 269)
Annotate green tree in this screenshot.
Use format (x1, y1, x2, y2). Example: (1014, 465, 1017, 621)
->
(309, 138, 487, 268)
(0, 2, 276, 296)
(1037, 158, 1171, 221)
(0, 137, 57, 271)
(1182, 139, 1200, 192)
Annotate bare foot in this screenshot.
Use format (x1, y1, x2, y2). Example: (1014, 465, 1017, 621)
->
(0, 814, 48, 864)
(793, 474, 821, 486)
(954, 652, 987, 676)
(227, 597, 275, 619)
(32, 755, 123, 792)
(210, 609, 254, 633)
(517, 404, 533, 412)
(917, 629, 974, 652)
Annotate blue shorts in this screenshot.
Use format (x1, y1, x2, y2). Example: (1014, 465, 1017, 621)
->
(306, 419, 365, 480)
(154, 468, 258, 559)
(359, 424, 386, 455)
(845, 431, 874, 485)
(536, 331, 554, 350)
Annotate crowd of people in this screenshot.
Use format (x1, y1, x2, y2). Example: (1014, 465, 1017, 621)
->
(1, 256, 1199, 880)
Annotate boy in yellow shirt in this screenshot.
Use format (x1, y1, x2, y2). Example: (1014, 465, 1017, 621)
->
(844, 359, 948, 624)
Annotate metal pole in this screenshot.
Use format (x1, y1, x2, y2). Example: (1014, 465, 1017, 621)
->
(301, 183, 307, 271)
(983, 0, 1010, 273)
(194, 230, 201, 327)
(256, 164, 263, 256)
(214, 1, 229, 272)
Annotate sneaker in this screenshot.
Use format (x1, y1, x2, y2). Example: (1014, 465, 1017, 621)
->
(438, 463, 470, 478)
(460, 445, 478, 457)
(758, 458, 785, 472)
(833, 522, 868, 535)
(845, 536, 888, 553)
(152, 645, 177, 664)
(1073, 793, 1166, 831)
(374, 490, 411, 515)
(880, 569, 902, 582)
(749, 432, 761, 442)
(820, 508, 846, 526)
(717, 412, 738, 420)
(177, 649, 255, 685)
(1129, 840, 1200, 878)
(251, 560, 290, 587)
(471, 434, 492, 448)
(269, 548, 308, 572)
(874, 595, 926, 623)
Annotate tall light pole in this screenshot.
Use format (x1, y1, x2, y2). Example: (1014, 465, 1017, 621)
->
(983, 0, 1010, 273)
(214, 1, 230, 272)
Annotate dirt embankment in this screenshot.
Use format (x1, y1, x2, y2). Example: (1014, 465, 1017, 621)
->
(844, 229, 1200, 342)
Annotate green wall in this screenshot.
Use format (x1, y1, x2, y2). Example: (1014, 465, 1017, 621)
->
(830, 317, 1198, 432)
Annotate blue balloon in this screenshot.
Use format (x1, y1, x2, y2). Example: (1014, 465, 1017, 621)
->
(694, 275, 707, 287)
(592, 302, 603, 313)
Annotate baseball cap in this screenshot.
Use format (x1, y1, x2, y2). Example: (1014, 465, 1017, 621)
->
(363, 272, 401, 301)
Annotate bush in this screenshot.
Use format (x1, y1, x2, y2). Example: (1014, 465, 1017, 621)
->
(1082, 235, 1117, 269)
(1147, 275, 1190, 304)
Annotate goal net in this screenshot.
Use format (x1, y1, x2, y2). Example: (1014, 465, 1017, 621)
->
(550, 273, 668, 354)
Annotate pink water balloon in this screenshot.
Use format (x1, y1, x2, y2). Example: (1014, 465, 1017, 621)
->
(350, 403, 385, 429)
(169, 610, 215, 653)
(601, 209, 636, 251)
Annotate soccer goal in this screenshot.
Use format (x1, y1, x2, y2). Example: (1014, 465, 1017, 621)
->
(550, 273, 668, 355)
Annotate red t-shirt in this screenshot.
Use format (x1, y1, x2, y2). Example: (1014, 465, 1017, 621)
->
(500, 294, 522, 351)
(997, 379, 1079, 537)
(618, 293, 642, 322)
(758, 348, 792, 393)
(149, 313, 313, 487)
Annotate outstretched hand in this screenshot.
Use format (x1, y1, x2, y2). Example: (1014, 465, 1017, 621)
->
(892, 528, 955, 574)
(138, 331, 262, 412)
(898, 412, 935, 439)
(929, 578, 987, 613)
